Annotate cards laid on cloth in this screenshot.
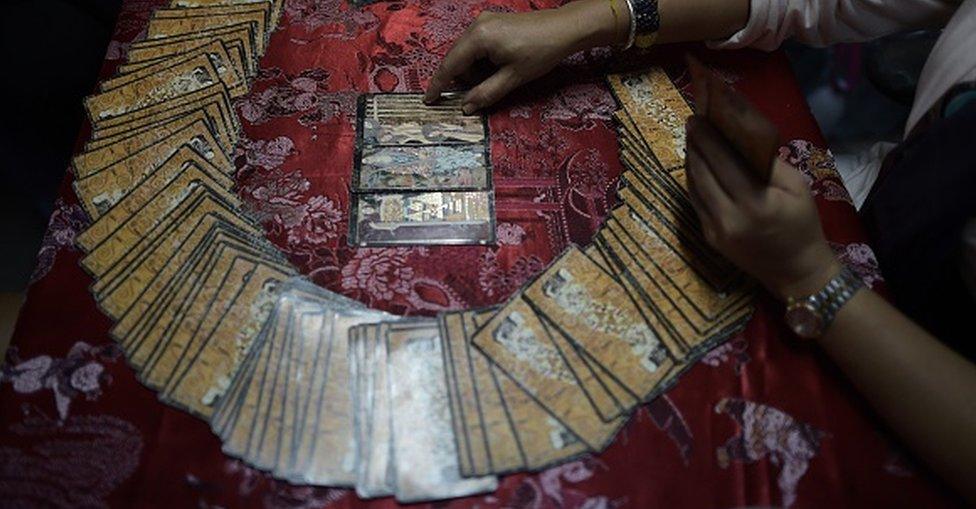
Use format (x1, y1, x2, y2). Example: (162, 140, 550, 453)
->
(350, 93, 496, 246)
(74, 10, 752, 499)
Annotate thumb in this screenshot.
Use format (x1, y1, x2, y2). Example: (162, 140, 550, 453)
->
(462, 67, 519, 114)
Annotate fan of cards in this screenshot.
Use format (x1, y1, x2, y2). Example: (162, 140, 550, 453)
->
(69, 0, 752, 497)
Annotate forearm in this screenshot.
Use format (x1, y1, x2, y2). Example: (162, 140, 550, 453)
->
(819, 288, 976, 502)
(557, 0, 749, 50)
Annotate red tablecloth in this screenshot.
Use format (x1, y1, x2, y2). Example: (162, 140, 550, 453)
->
(0, 0, 960, 507)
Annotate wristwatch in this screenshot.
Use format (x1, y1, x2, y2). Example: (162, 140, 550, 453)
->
(784, 265, 864, 339)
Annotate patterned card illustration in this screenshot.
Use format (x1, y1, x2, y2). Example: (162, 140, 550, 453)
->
(75, 133, 233, 220)
(101, 40, 247, 98)
(523, 246, 676, 402)
(125, 24, 257, 77)
(350, 191, 494, 246)
(84, 53, 224, 126)
(355, 145, 489, 191)
(73, 111, 221, 178)
(608, 68, 693, 169)
(360, 93, 485, 146)
(90, 85, 237, 151)
(162, 264, 290, 419)
(172, 0, 284, 28)
(146, 10, 268, 54)
(386, 321, 498, 502)
(471, 297, 624, 451)
(468, 309, 592, 470)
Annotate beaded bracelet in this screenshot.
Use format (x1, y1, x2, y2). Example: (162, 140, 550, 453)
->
(631, 0, 660, 49)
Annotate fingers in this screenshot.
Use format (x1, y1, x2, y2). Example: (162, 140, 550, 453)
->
(686, 57, 781, 183)
(706, 74, 781, 182)
(685, 139, 734, 220)
(462, 67, 518, 113)
(424, 26, 487, 104)
(686, 115, 760, 201)
(685, 54, 710, 116)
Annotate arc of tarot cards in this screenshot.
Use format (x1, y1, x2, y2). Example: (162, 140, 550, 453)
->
(349, 93, 496, 246)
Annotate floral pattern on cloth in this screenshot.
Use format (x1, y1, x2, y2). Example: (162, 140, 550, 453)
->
(29, 197, 89, 285)
(0, 413, 143, 508)
(1, 341, 122, 421)
(701, 333, 751, 374)
(497, 459, 627, 509)
(715, 398, 828, 508)
(781, 139, 854, 204)
(830, 241, 885, 288)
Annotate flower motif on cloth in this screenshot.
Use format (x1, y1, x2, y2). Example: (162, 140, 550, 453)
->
(700, 333, 750, 374)
(1, 341, 121, 420)
(781, 140, 854, 204)
(29, 197, 89, 285)
(715, 398, 828, 508)
(478, 251, 545, 299)
(830, 241, 884, 288)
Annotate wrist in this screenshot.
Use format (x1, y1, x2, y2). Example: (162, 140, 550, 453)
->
(770, 250, 842, 301)
(559, 0, 630, 52)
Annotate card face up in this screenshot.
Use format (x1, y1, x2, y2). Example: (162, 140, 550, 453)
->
(350, 93, 495, 246)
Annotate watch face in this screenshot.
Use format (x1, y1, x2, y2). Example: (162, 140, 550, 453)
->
(785, 302, 824, 339)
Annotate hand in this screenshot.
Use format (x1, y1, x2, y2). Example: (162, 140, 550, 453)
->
(424, 0, 627, 113)
(684, 61, 840, 300)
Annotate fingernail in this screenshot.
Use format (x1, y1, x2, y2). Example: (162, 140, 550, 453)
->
(462, 103, 476, 115)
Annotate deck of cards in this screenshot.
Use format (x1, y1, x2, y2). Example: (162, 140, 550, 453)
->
(349, 93, 496, 246)
(71, 0, 752, 499)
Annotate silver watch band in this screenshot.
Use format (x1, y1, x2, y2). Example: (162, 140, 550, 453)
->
(810, 266, 864, 328)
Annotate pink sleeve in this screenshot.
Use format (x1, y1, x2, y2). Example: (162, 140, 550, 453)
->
(707, 0, 956, 51)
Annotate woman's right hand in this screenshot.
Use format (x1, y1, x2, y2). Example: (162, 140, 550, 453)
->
(424, 0, 628, 113)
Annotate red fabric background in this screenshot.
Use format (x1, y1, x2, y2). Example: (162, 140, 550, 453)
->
(0, 0, 960, 507)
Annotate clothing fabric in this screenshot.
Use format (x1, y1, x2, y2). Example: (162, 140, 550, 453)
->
(861, 100, 976, 359)
(0, 0, 960, 507)
(712, 0, 976, 202)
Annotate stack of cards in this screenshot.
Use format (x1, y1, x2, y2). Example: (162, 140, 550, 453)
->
(349, 93, 496, 246)
(72, 0, 291, 420)
(75, 7, 749, 497)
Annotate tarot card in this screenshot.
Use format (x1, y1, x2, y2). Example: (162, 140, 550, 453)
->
(79, 173, 240, 279)
(299, 308, 393, 485)
(354, 145, 490, 192)
(126, 24, 256, 76)
(471, 296, 625, 451)
(146, 8, 268, 54)
(468, 309, 590, 470)
(359, 93, 486, 146)
(85, 53, 225, 127)
(76, 144, 231, 251)
(120, 233, 288, 372)
(94, 196, 267, 321)
(72, 111, 221, 178)
(386, 320, 498, 502)
(607, 69, 693, 170)
(171, 0, 285, 29)
(90, 84, 237, 151)
(349, 191, 494, 246)
(355, 322, 396, 498)
(523, 246, 676, 402)
(102, 40, 247, 98)
(160, 263, 292, 418)
(74, 130, 233, 220)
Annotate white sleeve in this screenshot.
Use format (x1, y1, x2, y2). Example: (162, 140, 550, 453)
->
(707, 0, 957, 51)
